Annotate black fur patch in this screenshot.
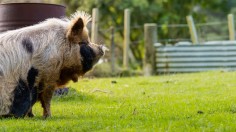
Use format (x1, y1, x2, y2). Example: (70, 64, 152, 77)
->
(27, 67, 39, 107)
(10, 79, 31, 117)
(9, 67, 39, 117)
(31, 87, 38, 107)
(27, 67, 38, 89)
(22, 39, 34, 53)
(80, 43, 95, 73)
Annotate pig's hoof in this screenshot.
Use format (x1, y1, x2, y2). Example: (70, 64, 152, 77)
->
(27, 112, 35, 117)
(43, 113, 51, 119)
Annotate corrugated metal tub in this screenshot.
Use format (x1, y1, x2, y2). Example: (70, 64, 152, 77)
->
(155, 41, 236, 74)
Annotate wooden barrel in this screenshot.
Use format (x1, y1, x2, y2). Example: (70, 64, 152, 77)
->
(0, 3, 66, 32)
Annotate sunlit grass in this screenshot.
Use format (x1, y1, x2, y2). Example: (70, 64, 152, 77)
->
(1, 71, 236, 131)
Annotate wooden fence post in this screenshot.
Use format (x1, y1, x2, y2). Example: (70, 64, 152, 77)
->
(144, 23, 157, 76)
(110, 27, 115, 73)
(228, 14, 235, 41)
(186, 16, 199, 44)
(91, 8, 99, 43)
(123, 9, 130, 69)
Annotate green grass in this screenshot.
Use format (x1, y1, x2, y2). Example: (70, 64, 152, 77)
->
(1, 71, 236, 131)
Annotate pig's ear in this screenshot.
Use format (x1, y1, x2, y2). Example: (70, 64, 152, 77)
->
(66, 11, 91, 43)
(66, 17, 84, 43)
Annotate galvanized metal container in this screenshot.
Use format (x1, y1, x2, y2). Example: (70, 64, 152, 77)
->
(0, 3, 66, 32)
(155, 41, 236, 74)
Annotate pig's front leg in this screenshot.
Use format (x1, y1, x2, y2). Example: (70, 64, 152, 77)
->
(38, 87, 55, 118)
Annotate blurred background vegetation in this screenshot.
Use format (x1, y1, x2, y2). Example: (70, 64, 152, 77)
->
(1, 0, 236, 76)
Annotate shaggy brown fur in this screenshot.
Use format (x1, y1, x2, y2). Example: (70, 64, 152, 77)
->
(0, 11, 107, 118)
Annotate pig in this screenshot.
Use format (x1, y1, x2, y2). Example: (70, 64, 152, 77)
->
(0, 11, 107, 118)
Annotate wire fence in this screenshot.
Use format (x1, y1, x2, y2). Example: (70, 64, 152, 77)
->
(98, 19, 234, 47)
(98, 21, 231, 46)
(196, 21, 229, 42)
(95, 18, 236, 74)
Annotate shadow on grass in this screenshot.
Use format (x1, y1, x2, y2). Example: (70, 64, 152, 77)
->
(0, 115, 76, 121)
(30, 115, 77, 121)
(1, 112, 86, 120)
(52, 88, 95, 102)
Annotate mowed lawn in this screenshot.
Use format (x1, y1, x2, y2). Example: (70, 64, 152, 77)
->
(1, 71, 236, 131)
